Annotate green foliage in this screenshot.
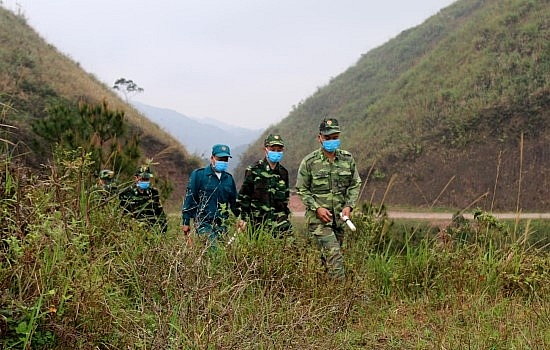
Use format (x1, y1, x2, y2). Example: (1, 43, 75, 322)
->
(1, 102, 17, 146)
(32, 99, 141, 177)
(235, 0, 550, 211)
(1, 6, 196, 210)
(3, 1, 550, 346)
(1, 151, 550, 348)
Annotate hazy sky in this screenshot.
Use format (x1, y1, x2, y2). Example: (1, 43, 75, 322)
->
(7, 0, 455, 129)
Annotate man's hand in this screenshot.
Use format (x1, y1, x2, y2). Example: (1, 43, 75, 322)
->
(316, 207, 333, 223)
(341, 206, 352, 219)
(182, 225, 193, 246)
(236, 220, 247, 232)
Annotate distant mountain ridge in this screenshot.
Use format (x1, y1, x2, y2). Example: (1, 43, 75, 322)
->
(132, 101, 263, 170)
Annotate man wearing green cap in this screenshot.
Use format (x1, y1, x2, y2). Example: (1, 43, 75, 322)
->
(91, 169, 118, 201)
(296, 118, 362, 279)
(119, 166, 168, 233)
(97, 169, 117, 194)
(182, 144, 238, 247)
(237, 134, 292, 238)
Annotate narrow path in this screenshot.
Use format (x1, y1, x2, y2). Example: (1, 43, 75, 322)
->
(387, 212, 550, 220)
(291, 211, 550, 220)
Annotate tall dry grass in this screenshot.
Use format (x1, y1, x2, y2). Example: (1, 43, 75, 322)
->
(1, 150, 549, 349)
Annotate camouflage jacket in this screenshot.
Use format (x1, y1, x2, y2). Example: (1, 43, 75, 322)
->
(296, 148, 362, 223)
(90, 182, 118, 201)
(119, 185, 168, 233)
(237, 158, 291, 228)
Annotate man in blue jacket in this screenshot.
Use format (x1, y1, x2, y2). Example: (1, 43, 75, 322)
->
(181, 144, 238, 247)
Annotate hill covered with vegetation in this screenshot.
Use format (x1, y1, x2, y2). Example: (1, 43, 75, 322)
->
(1, 1, 549, 348)
(0, 6, 201, 210)
(237, 0, 550, 212)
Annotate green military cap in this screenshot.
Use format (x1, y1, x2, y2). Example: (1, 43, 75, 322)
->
(99, 169, 114, 180)
(135, 165, 154, 179)
(319, 118, 341, 135)
(264, 134, 285, 147)
(212, 144, 232, 158)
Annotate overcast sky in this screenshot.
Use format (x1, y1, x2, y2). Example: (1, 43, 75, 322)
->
(7, 0, 455, 129)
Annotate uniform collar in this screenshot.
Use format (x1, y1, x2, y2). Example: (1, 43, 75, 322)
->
(319, 148, 340, 160)
(206, 164, 225, 177)
(261, 157, 279, 170)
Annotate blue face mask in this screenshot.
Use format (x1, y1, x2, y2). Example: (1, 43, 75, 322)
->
(214, 160, 228, 172)
(322, 139, 341, 152)
(137, 181, 150, 190)
(266, 150, 284, 163)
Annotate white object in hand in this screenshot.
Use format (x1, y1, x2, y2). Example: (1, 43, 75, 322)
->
(340, 213, 357, 231)
(227, 234, 236, 245)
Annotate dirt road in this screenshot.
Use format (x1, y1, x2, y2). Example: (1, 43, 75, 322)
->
(387, 211, 550, 220)
(288, 195, 550, 220)
(291, 211, 550, 220)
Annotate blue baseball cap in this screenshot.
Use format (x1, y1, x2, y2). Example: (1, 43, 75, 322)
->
(212, 144, 232, 158)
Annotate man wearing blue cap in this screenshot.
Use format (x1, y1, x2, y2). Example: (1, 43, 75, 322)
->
(181, 144, 238, 247)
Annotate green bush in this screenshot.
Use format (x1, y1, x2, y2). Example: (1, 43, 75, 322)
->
(1, 152, 549, 348)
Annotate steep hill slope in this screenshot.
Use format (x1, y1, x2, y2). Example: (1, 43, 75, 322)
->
(0, 7, 201, 209)
(237, 0, 550, 211)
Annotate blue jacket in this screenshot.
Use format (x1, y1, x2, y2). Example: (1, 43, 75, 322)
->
(182, 165, 238, 226)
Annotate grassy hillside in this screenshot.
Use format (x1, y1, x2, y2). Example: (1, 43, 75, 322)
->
(1, 154, 549, 348)
(236, 0, 550, 211)
(1, 2, 549, 348)
(0, 7, 201, 210)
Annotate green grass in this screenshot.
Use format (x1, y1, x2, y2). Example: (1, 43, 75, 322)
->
(1, 154, 550, 349)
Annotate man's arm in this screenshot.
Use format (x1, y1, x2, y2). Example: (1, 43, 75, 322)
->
(236, 167, 254, 217)
(118, 188, 133, 214)
(345, 156, 362, 210)
(295, 157, 319, 212)
(228, 175, 239, 216)
(182, 169, 200, 226)
(282, 168, 291, 216)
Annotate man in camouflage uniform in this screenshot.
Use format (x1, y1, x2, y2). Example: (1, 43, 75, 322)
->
(119, 166, 168, 233)
(97, 169, 117, 195)
(237, 134, 292, 238)
(296, 118, 361, 279)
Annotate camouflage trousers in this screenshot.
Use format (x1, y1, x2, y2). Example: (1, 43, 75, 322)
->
(308, 222, 345, 279)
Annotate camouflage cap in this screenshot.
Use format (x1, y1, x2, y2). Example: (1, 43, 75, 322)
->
(99, 169, 114, 180)
(264, 134, 284, 147)
(212, 144, 232, 158)
(135, 165, 153, 179)
(319, 118, 341, 135)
